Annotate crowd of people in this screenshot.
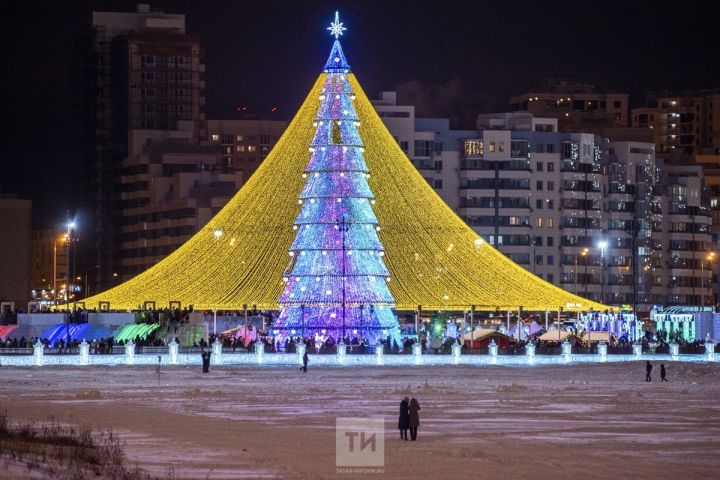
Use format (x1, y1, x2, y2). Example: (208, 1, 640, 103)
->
(2, 314, 719, 357)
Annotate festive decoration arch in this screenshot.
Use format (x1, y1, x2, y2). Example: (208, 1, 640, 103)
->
(84, 14, 609, 314)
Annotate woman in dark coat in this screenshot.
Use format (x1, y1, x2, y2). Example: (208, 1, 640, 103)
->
(398, 397, 410, 440)
(408, 397, 421, 440)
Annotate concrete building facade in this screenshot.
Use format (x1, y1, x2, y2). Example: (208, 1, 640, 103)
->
(374, 93, 714, 312)
(0, 197, 31, 310)
(118, 128, 235, 280)
(631, 90, 720, 159)
(91, 4, 206, 289)
(206, 119, 288, 181)
(510, 81, 629, 134)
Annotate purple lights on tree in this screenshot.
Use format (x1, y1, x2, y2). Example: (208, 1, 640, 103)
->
(274, 34, 399, 342)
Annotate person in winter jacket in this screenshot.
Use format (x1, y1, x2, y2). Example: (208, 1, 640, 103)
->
(408, 397, 421, 441)
(398, 397, 410, 440)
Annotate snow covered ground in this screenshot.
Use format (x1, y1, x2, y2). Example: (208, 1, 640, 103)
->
(1, 362, 719, 479)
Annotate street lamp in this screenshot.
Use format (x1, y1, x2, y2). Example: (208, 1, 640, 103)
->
(84, 265, 101, 299)
(701, 252, 716, 307)
(598, 240, 608, 304)
(575, 247, 589, 296)
(65, 222, 76, 312)
(52, 233, 69, 307)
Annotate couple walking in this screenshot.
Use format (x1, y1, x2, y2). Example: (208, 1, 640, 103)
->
(398, 397, 421, 441)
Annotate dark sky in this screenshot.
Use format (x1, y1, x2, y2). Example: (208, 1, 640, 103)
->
(2, 0, 720, 230)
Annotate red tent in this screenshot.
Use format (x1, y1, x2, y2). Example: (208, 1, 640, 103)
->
(462, 329, 517, 349)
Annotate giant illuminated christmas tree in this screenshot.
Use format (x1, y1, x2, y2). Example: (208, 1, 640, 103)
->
(83, 12, 610, 318)
(274, 13, 399, 341)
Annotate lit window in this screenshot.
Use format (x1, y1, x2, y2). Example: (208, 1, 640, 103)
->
(464, 140, 483, 157)
(489, 142, 496, 153)
(546, 218, 554, 228)
(536, 218, 543, 227)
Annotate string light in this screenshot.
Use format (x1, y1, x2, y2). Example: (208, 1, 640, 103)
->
(83, 35, 607, 314)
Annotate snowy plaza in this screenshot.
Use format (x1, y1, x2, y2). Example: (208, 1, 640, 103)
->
(2, 362, 719, 479)
(3, 9, 720, 479)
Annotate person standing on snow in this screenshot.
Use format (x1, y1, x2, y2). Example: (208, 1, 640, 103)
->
(398, 397, 410, 440)
(300, 351, 309, 373)
(408, 397, 421, 441)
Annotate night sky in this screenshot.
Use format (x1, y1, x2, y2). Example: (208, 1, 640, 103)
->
(2, 0, 720, 230)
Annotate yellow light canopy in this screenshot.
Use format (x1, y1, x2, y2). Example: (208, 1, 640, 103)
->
(84, 74, 610, 313)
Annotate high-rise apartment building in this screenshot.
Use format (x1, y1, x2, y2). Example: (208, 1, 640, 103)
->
(206, 119, 288, 180)
(91, 4, 205, 289)
(117, 128, 239, 280)
(656, 163, 713, 306)
(631, 90, 720, 159)
(90, 5, 290, 285)
(374, 93, 714, 312)
(510, 80, 629, 134)
(0, 196, 31, 310)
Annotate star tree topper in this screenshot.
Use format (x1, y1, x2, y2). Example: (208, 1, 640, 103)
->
(327, 11, 347, 39)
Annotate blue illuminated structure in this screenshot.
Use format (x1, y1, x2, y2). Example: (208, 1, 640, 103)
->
(40, 323, 114, 343)
(274, 13, 399, 342)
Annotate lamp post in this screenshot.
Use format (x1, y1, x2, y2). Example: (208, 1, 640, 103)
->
(52, 233, 69, 307)
(575, 247, 589, 296)
(701, 252, 716, 307)
(598, 240, 608, 304)
(65, 222, 75, 312)
(84, 265, 101, 299)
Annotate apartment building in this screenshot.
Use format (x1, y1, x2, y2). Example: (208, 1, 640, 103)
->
(374, 93, 714, 311)
(91, 4, 206, 288)
(206, 119, 288, 181)
(118, 128, 240, 279)
(510, 80, 629, 133)
(631, 90, 720, 159)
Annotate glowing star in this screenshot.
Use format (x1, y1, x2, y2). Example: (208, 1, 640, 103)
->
(327, 11, 347, 39)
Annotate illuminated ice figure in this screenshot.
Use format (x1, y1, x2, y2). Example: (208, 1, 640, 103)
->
(255, 342, 265, 363)
(168, 339, 179, 365)
(337, 340, 347, 364)
(79, 339, 90, 366)
(375, 340, 384, 365)
(669, 340, 679, 357)
(633, 342, 643, 357)
(597, 341, 608, 360)
(452, 339, 462, 364)
(412, 342, 422, 365)
(561, 339, 572, 361)
(488, 339, 498, 357)
(33, 339, 44, 366)
(124, 342, 135, 365)
(296, 342, 306, 364)
(525, 341, 536, 360)
(704, 334, 715, 361)
(212, 338, 223, 365)
(275, 14, 399, 345)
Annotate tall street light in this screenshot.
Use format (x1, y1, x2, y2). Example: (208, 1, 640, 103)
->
(84, 265, 101, 299)
(575, 247, 589, 296)
(701, 252, 716, 307)
(65, 222, 75, 312)
(598, 240, 608, 305)
(53, 233, 69, 307)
